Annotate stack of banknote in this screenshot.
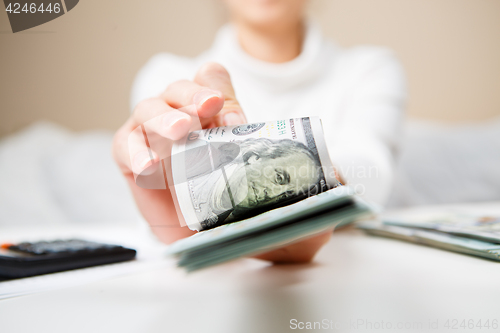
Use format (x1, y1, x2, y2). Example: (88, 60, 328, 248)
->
(168, 186, 370, 271)
(165, 117, 372, 271)
(358, 210, 500, 261)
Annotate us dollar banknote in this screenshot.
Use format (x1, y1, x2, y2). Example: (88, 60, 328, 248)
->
(170, 117, 341, 231)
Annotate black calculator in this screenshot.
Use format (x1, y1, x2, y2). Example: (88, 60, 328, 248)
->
(0, 239, 136, 279)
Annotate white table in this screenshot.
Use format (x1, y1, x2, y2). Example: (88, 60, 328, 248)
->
(1, 203, 499, 333)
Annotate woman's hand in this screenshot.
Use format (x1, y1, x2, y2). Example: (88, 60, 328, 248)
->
(113, 62, 331, 263)
(113, 62, 245, 243)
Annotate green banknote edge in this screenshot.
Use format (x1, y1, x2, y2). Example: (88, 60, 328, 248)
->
(383, 220, 500, 244)
(358, 222, 500, 262)
(180, 205, 370, 272)
(167, 186, 356, 256)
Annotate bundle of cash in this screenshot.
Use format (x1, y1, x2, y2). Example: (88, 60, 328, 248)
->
(169, 186, 370, 271)
(358, 209, 500, 261)
(165, 117, 372, 270)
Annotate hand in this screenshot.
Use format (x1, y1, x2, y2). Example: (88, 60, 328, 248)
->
(254, 229, 333, 263)
(113, 62, 331, 263)
(113, 62, 246, 243)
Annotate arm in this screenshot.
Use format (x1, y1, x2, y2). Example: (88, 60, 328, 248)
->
(329, 51, 407, 206)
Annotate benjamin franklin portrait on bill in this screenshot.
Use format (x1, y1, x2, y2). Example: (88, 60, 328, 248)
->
(183, 138, 326, 229)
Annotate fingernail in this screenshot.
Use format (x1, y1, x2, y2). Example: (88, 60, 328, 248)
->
(135, 151, 154, 168)
(224, 112, 244, 126)
(193, 89, 222, 108)
(162, 113, 191, 139)
(139, 155, 154, 169)
(133, 150, 158, 175)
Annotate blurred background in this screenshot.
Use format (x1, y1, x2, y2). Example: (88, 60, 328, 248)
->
(1, 0, 499, 225)
(1, 0, 500, 135)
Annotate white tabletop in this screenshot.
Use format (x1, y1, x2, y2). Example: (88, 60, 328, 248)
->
(1, 203, 500, 333)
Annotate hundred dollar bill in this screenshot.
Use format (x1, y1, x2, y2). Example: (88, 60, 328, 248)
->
(170, 117, 341, 231)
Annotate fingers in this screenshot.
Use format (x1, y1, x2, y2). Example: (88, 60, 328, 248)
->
(194, 63, 247, 126)
(132, 97, 192, 141)
(113, 120, 161, 176)
(160, 63, 246, 126)
(114, 97, 193, 177)
(160, 80, 224, 119)
(114, 62, 247, 178)
(131, 98, 192, 175)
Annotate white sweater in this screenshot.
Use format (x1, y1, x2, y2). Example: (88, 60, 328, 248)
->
(131, 22, 407, 206)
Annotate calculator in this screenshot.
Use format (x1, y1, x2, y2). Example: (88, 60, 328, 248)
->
(0, 239, 136, 279)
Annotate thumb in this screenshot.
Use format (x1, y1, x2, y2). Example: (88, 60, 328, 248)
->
(194, 62, 247, 126)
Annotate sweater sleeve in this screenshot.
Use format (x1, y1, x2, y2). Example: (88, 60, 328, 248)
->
(328, 49, 407, 206)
